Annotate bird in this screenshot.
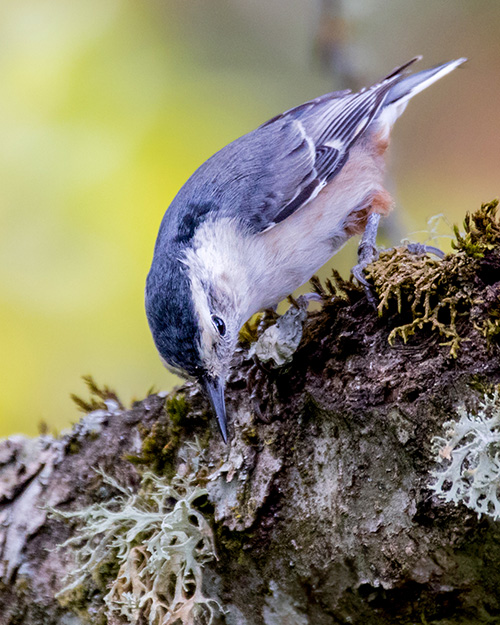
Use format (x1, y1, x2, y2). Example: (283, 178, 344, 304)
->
(145, 56, 466, 443)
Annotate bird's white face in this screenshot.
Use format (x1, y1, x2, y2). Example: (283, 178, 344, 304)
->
(189, 273, 240, 382)
(182, 217, 250, 381)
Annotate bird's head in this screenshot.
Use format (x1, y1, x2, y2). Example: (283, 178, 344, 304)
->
(145, 251, 242, 442)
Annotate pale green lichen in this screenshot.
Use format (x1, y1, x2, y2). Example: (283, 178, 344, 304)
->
(248, 298, 308, 367)
(52, 441, 222, 625)
(430, 389, 500, 520)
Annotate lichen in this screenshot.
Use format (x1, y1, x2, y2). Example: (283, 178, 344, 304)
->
(430, 388, 500, 520)
(52, 440, 222, 625)
(56, 581, 106, 625)
(249, 299, 308, 367)
(365, 200, 500, 357)
(239, 310, 280, 348)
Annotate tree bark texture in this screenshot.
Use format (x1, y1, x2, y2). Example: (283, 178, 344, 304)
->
(1, 202, 500, 625)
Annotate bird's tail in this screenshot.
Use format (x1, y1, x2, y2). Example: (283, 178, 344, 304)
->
(377, 57, 467, 130)
(387, 57, 467, 106)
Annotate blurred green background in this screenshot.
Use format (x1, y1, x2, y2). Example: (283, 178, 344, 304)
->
(1, 0, 499, 436)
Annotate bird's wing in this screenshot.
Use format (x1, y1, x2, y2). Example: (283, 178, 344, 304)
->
(226, 58, 419, 234)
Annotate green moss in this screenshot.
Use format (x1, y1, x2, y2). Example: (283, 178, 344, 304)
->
(478, 315, 500, 345)
(366, 248, 469, 357)
(128, 412, 173, 477)
(310, 269, 352, 302)
(213, 521, 255, 568)
(165, 393, 188, 425)
(92, 555, 120, 592)
(365, 200, 500, 358)
(197, 427, 213, 453)
(13, 576, 30, 596)
(66, 439, 82, 455)
(452, 199, 500, 258)
(239, 310, 281, 348)
(467, 376, 497, 397)
(57, 581, 107, 625)
(70, 375, 123, 414)
(127, 394, 193, 478)
(196, 496, 259, 570)
(239, 313, 264, 347)
(476, 293, 500, 346)
(241, 425, 260, 446)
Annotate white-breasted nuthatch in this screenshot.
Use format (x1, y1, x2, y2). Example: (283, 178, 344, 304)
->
(145, 57, 466, 442)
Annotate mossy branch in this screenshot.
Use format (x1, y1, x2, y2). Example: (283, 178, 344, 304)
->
(1, 201, 500, 625)
(365, 199, 500, 357)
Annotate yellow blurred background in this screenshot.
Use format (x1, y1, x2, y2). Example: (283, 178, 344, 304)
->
(1, 0, 499, 436)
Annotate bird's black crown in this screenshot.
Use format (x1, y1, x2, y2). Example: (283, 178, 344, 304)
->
(145, 249, 203, 378)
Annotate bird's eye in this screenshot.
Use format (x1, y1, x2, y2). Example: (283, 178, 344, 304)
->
(212, 315, 226, 337)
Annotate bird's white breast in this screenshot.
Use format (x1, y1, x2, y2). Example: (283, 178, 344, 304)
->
(245, 139, 391, 314)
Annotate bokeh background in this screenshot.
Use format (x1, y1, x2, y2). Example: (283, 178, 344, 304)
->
(1, 0, 499, 436)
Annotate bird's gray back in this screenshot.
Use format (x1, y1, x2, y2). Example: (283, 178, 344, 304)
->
(157, 64, 413, 242)
(157, 117, 314, 239)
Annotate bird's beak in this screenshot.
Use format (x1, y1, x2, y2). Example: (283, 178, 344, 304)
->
(202, 375, 228, 443)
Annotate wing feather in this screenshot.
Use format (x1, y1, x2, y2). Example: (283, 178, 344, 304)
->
(262, 81, 399, 228)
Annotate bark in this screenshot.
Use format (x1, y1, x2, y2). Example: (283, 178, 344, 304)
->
(1, 202, 500, 625)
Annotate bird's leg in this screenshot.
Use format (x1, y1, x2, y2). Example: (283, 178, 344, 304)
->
(351, 212, 381, 306)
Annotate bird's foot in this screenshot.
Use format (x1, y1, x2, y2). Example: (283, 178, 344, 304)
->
(352, 246, 379, 307)
(405, 242, 445, 259)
